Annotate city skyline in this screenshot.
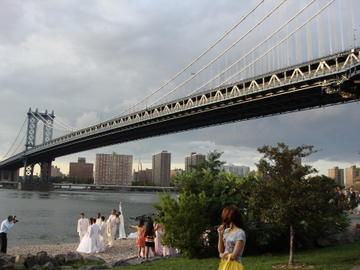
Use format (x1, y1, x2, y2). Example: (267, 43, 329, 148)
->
(0, 1, 359, 177)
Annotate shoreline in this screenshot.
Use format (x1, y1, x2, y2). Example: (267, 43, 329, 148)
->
(7, 239, 137, 263)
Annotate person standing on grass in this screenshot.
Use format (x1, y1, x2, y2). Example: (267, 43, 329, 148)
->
(0, 216, 18, 254)
(217, 205, 246, 270)
(130, 218, 145, 258)
(77, 213, 89, 242)
(144, 219, 156, 259)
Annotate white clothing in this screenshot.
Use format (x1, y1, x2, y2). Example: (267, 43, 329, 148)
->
(107, 214, 117, 229)
(118, 214, 126, 239)
(107, 214, 117, 246)
(99, 221, 108, 249)
(93, 223, 105, 252)
(96, 218, 102, 225)
(0, 220, 14, 233)
(76, 224, 100, 254)
(77, 218, 89, 241)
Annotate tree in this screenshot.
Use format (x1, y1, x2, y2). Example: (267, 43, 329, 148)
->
(249, 143, 347, 265)
(155, 151, 245, 257)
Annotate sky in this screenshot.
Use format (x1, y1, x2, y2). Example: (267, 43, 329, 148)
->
(0, 0, 359, 176)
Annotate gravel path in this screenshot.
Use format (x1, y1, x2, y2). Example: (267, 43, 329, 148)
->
(7, 239, 137, 263)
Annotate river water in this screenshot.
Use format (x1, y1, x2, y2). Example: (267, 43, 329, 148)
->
(0, 189, 160, 247)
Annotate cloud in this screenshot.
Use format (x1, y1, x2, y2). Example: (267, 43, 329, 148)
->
(0, 0, 359, 178)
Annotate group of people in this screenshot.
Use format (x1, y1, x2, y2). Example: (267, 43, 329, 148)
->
(129, 214, 177, 259)
(76, 209, 125, 254)
(334, 187, 359, 212)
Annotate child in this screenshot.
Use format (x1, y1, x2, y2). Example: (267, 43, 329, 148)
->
(144, 219, 156, 259)
(129, 218, 145, 258)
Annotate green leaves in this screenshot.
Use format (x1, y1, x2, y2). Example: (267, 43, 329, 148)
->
(155, 151, 246, 258)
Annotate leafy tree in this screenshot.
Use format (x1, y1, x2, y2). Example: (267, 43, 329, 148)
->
(249, 143, 347, 265)
(155, 151, 245, 257)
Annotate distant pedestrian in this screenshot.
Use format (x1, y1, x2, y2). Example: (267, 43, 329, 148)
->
(217, 205, 246, 270)
(348, 188, 357, 210)
(77, 213, 89, 242)
(129, 219, 145, 258)
(0, 215, 18, 254)
(144, 219, 156, 259)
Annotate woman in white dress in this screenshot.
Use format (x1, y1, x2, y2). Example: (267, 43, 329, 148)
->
(77, 217, 101, 254)
(99, 216, 108, 249)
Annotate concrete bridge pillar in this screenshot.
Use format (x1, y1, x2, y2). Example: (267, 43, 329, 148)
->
(0, 169, 19, 182)
(40, 160, 52, 182)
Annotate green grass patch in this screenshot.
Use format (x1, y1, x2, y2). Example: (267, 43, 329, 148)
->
(115, 242, 360, 270)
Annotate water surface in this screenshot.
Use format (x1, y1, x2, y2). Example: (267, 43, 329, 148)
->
(0, 189, 159, 246)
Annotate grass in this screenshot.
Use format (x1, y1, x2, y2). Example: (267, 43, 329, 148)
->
(114, 242, 360, 270)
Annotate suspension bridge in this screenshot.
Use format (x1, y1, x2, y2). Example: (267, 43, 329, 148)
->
(0, 0, 359, 186)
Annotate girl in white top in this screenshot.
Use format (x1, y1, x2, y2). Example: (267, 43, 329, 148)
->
(217, 205, 246, 267)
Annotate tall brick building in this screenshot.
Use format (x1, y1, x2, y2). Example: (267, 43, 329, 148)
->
(95, 153, 133, 185)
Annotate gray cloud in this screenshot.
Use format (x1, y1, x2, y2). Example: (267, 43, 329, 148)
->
(0, 0, 359, 175)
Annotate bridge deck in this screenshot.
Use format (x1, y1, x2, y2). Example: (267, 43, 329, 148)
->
(1, 49, 359, 170)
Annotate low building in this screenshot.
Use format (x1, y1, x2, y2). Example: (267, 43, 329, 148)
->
(69, 157, 94, 181)
(51, 166, 64, 178)
(171, 168, 184, 177)
(223, 164, 250, 177)
(133, 168, 153, 184)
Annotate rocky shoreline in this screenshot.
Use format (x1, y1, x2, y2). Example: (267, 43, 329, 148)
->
(1, 239, 156, 270)
(7, 240, 137, 263)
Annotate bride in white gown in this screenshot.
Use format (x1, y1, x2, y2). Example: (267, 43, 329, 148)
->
(77, 217, 103, 254)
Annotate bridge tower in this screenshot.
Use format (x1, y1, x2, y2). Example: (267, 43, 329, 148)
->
(23, 108, 55, 182)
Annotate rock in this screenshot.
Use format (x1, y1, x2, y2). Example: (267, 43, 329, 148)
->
(14, 255, 26, 265)
(110, 260, 130, 267)
(36, 251, 51, 265)
(31, 264, 40, 270)
(0, 263, 14, 270)
(59, 266, 73, 270)
(54, 254, 66, 266)
(77, 265, 110, 270)
(64, 252, 83, 264)
(24, 255, 37, 268)
(316, 238, 331, 247)
(82, 256, 105, 265)
(0, 254, 15, 269)
(43, 261, 55, 270)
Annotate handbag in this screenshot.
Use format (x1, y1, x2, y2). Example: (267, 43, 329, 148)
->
(218, 255, 244, 270)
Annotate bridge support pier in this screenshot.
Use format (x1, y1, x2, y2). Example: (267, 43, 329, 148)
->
(0, 169, 19, 182)
(40, 160, 52, 182)
(19, 159, 53, 191)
